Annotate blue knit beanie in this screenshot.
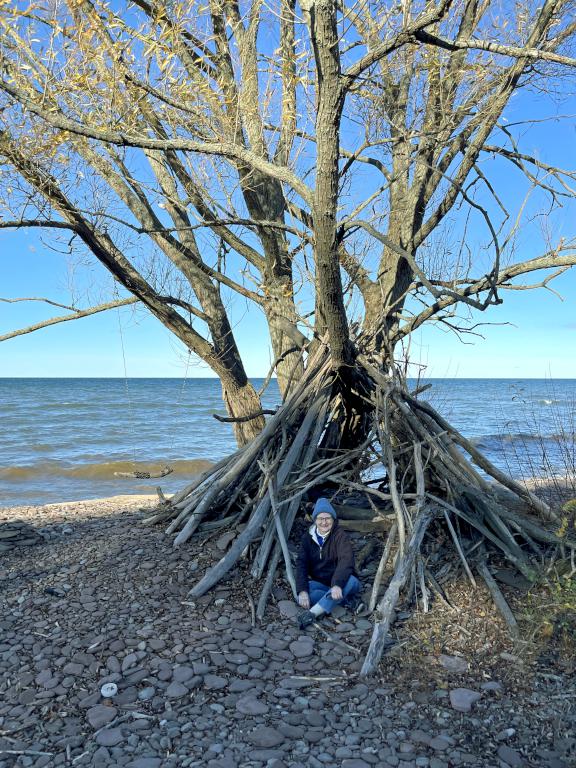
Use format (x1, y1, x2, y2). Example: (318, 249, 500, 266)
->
(312, 497, 337, 520)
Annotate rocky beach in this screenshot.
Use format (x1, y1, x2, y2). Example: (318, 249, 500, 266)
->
(1, 496, 574, 768)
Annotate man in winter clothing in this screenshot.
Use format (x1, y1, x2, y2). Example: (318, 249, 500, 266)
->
(295, 497, 361, 629)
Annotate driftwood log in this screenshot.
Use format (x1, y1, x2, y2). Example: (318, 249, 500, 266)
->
(144, 346, 574, 676)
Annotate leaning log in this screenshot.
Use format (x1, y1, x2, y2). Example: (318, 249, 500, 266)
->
(361, 508, 436, 677)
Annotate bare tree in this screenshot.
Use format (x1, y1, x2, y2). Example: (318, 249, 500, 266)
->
(1, 0, 576, 671)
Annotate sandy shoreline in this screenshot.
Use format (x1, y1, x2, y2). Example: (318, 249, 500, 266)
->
(0, 494, 160, 519)
(2, 474, 573, 520)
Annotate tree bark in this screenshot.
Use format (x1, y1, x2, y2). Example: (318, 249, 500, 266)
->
(310, 0, 354, 370)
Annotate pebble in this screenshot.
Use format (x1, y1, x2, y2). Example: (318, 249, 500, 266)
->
(95, 727, 125, 747)
(247, 726, 286, 748)
(496, 727, 516, 741)
(497, 745, 524, 766)
(235, 697, 270, 715)
(438, 655, 468, 673)
(86, 705, 118, 730)
(289, 639, 314, 658)
(481, 680, 503, 692)
(172, 665, 195, 683)
(278, 600, 300, 618)
(204, 674, 227, 690)
(449, 688, 481, 712)
(166, 681, 189, 698)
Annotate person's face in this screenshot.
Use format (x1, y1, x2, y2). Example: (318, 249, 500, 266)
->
(315, 514, 334, 533)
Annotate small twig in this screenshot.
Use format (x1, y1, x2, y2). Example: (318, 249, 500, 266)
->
(548, 693, 576, 699)
(443, 510, 477, 587)
(114, 465, 173, 479)
(245, 588, 256, 627)
(424, 568, 455, 610)
(311, 622, 361, 655)
(417, 557, 429, 613)
(93, 713, 133, 738)
(289, 675, 351, 682)
(0, 751, 53, 757)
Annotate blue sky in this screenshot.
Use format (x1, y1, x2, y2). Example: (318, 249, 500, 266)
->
(1, 29, 575, 380)
(2, 218, 574, 378)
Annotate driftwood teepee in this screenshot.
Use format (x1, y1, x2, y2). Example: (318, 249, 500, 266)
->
(145, 345, 572, 676)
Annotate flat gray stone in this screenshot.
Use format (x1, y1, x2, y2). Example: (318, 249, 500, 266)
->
(481, 681, 503, 692)
(247, 726, 285, 748)
(497, 745, 524, 766)
(248, 749, 286, 761)
(235, 696, 269, 715)
(228, 678, 256, 692)
(438, 654, 468, 673)
(289, 639, 314, 658)
(62, 662, 84, 676)
(204, 674, 227, 690)
(278, 600, 300, 618)
(86, 704, 118, 730)
(429, 736, 451, 751)
(166, 681, 188, 698)
(95, 727, 124, 747)
(172, 666, 195, 683)
(216, 531, 236, 551)
(449, 688, 481, 712)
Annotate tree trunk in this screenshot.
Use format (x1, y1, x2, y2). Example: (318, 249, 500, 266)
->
(221, 377, 266, 445)
(311, 0, 354, 370)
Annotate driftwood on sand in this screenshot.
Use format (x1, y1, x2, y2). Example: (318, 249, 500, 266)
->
(144, 344, 574, 676)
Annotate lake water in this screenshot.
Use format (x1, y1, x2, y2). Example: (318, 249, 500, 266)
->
(0, 378, 574, 507)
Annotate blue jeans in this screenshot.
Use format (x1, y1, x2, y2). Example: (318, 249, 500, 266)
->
(308, 574, 361, 614)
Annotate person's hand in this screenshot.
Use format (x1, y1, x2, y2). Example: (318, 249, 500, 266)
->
(331, 585, 343, 601)
(298, 591, 310, 609)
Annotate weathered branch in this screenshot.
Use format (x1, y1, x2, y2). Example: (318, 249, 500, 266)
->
(415, 29, 576, 68)
(213, 409, 276, 424)
(0, 298, 139, 343)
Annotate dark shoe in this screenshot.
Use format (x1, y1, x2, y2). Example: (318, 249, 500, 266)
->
(343, 594, 364, 614)
(298, 610, 315, 629)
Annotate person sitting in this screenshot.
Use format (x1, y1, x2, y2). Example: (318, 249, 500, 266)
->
(295, 497, 362, 629)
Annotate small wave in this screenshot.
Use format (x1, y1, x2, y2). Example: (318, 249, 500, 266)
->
(539, 398, 562, 406)
(474, 432, 575, 450)
(475, 432, 540, 447)
(0, 458, 213, 482)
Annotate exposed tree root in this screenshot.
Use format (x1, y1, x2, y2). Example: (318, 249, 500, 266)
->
(146, 350, 575, 676)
